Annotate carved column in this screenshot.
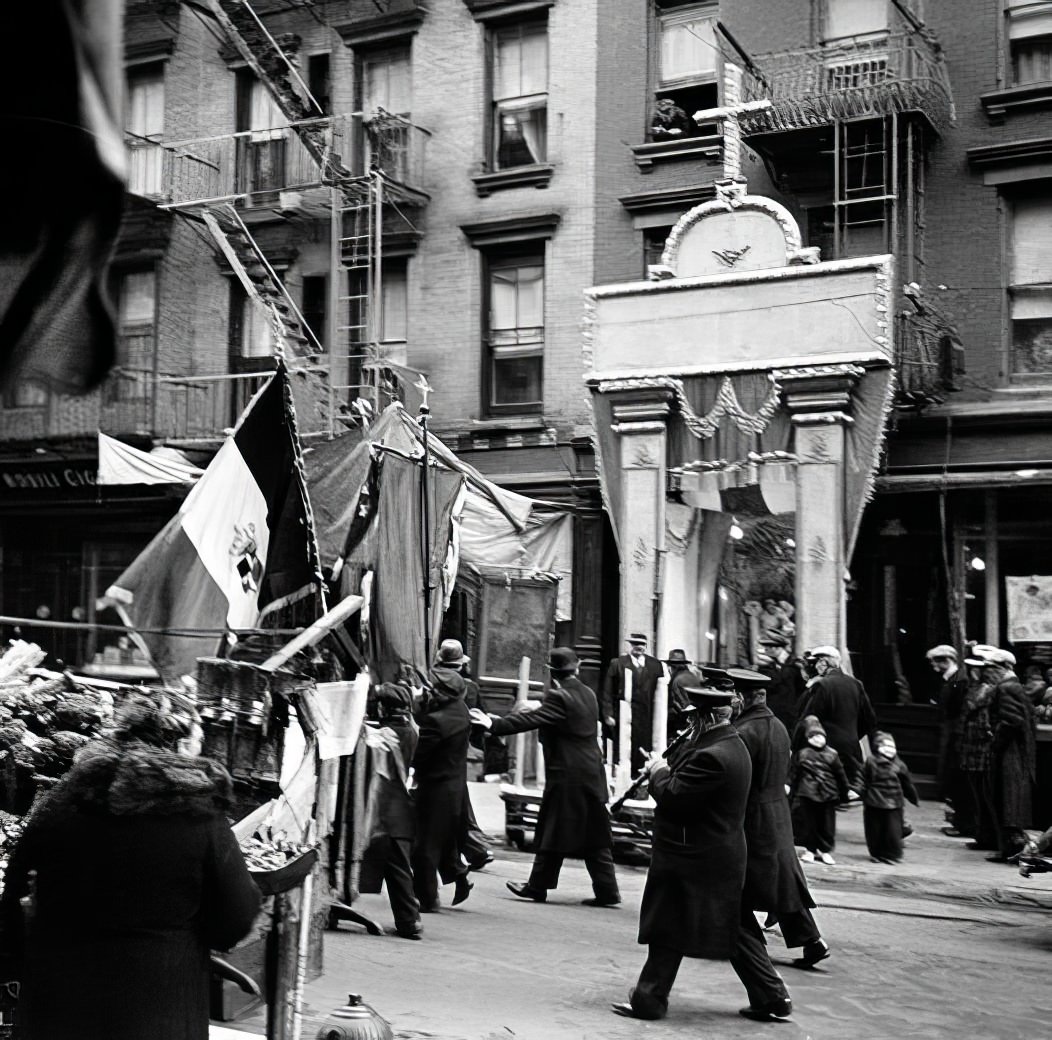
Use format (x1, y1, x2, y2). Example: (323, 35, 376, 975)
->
(779, 366, 862, 654)
(609, 392, 673, 649)
(570, 436, 606, 693)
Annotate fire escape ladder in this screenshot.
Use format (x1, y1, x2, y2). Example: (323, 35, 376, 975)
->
(833, 115, 896, 259)
(199, 207, 319, 358)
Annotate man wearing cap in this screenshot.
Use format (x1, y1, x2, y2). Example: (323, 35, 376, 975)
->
(927, 644, 973, 838)
(434, 639, 496, 871)
(470, 648, 620, 907)
(730, 668, 829, 968)
(602, 633, 664, 773)
(757, 631, 806, 732)
(793, 646, 877, 787)
(976, 648, 1036, 862)
(664, 649, 699, 741)
(613, 681, 793, 1023)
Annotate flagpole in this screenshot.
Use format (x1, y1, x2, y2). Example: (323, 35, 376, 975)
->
(415, 377, 434, 671)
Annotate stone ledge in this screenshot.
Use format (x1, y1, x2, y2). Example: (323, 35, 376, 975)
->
(471, 164, 555, 197)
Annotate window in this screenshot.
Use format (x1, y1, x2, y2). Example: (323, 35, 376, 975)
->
(356, 46, 412, 178)
(229, 283, 278, 361)
(653, 4, 718, 132)
(126, 67, 164, 197)
(485, 253, 544, 413)
(8, 381, 48, 409)
(1009, 191, 1052, 378)
(111, 269, 156, 400)
(644, 226, 672, 276)
(823, 0, 888, 42)
(491, 22, 548, 169)
(307, 53, 331, 115)
(301, 274, 327, 351)
(1008, 2, 1052, 86)
(236, 75, 287, 193)
(381, 260, 408, 346)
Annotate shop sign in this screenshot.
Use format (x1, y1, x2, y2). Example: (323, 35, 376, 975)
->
(1006, 576, 1052, 643)
(0, 462, 97, 492)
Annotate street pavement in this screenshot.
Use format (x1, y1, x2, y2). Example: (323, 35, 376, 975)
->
(228, 783, 1052, 1039)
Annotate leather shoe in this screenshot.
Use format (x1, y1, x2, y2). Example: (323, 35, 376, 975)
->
(393, 924, 423, 941)
(799, 939, 830, 967)
(739, 997, 792, 1021)
(610, 1002, 662, 1021)
(985, 853, 1009, 863)
(581, 895, 621, 908)
(966, 841, 996, 851)
(467, 851, 495, 871)
(452, 877, 473, 905)
(506, 881, 547, 902)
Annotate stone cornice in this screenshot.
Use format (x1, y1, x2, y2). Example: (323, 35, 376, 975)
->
(471, 164, 555, 197)
(460, 212, 561, 247)
(980, 83, 1052, 123)
(966, 136, 1052, 169)
(333, 7, 426, 48)
(462, 0, 555, 22)
(619, 183, 718, 215)
(630, 134, 723, 173)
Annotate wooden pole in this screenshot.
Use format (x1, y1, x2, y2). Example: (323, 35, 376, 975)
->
(651, 675, 668, 756)
(512, 656, 530, 787)
(617, 669, 633, 795)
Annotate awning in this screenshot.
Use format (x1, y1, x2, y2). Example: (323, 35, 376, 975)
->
(97, 432, 204, 485)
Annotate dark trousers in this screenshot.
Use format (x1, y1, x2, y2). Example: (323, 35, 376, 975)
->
(775, 907, 821, 950)
(384, 837, 421, 931)
(966, 769, 998, 849)
(631, 906, 789, 1019)
(863, 805, 904, 862)
(945, 763, 977, 835)
(798, 799, 837, 853)
(462, 795, 492, 867)
(528, 847, 619, 900)
(411, 849, 468, 911)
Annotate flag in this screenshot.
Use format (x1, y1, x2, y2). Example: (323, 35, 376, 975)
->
(97, 432, 204, 485)
(100, 363, 325, 681)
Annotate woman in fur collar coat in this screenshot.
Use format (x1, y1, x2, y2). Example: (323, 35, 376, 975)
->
(0, 691, 261, 1040)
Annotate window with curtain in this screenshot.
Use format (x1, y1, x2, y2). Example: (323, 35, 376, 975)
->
(358, 46, 412, 179)
(485, 254, 544, 413)
(1008, 1, 1052, 85)
(1009, 192, 1052, 377)
(381, 261, 408, 345)
(651, 4, 718, 138)
(491, 22, 548, 170)
(237, 76, 287, 193)
(126, 66, 164, 197)
(114, 269, 156, 399)
(823, 0, 888, 41)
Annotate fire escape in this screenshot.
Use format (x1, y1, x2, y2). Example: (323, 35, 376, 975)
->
(152, 0, 430, 438)
(737, 3, 962, 406)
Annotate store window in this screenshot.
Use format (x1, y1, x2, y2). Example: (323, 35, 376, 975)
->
(490, 21, 548, 169)
(484, 252, 544, 414)
(651, 3, 718, 137)
(1008, 1, 1052, 85)
(1009, 191, 1052, 378)
(126, 65, 165, 197)
(822, 0, 888, 42)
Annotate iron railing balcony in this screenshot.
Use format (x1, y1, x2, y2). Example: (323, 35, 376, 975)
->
(740, 30, 954, 135)
(146, 112, 430, 209)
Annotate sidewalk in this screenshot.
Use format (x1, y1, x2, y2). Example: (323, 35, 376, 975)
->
(471, 781, 1052, 913)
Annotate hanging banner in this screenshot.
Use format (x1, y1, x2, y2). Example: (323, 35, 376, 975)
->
(1005, 576, 1052, 643)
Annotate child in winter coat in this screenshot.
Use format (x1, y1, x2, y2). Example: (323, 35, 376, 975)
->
(857, 731, 919, 864)
(789, 715, 851, 865)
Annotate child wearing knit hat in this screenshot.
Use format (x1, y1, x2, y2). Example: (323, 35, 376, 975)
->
(856, 731, 919, 864)
(789, 715, 851, 865)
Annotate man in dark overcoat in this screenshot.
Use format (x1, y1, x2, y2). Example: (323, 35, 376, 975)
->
(612, 683, 792, 1023)
(927, 644, 974, 837)
(471, 647, 620, 906)
(793, 646, 877, 786)
(979, 648, 1037, 862)
(411, 664, 473, 911)
(757, 631, 805, 732)
(729, 668, 829, 968)
(664, 648, 699, 741)
(602, 632, 664, 773)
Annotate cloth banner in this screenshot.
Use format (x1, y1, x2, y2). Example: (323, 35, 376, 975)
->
(97, 431, 204, 485)
(1006, 576, 1052, 643)
(99, 363, 325, 682)
(310, 674, 370, 761)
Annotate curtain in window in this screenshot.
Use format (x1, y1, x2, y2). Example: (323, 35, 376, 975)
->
(659, 15, 717, 84)
(490, 265, 543, 340)
(364, 52, 411, 116)
(119, 270, 155, 326)
(496, 29, 548, 99)
(824, 0, 888, 40)
(381, 266, 408, 342)
(249, 81, 285, 141)
(243, 298, 277, 358)
(1012, 196, 1052, 285)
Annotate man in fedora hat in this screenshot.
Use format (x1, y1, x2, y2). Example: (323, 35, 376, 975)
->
(470, 647, 620, 907)
(613, 681, 792, 1023)
(434, 639, 496, 871)
(730, 668, 829, 968)
(663, 649, 699, 741)
(757, 631, 806, 733)
(602, 632, 664, 773)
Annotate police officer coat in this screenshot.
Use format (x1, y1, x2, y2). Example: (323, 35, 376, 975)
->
(490, 675, 612, 855)
(734, 702, 816, 915)
(638, 723, 751, 960)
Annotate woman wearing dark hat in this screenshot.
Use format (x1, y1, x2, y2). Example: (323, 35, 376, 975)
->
(613, 681, 792, 1023)
(470, 647, 619, 907)
(411, 659, 474, 911)
(0, 689, 261, 1040)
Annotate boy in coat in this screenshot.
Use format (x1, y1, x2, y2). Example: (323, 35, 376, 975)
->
(612, 681, 792, 1023)
(790, 715, 851, 864)
(857, 731, 919, 864)
(470, 647, 619, 906)
(730, 669, 829, 968)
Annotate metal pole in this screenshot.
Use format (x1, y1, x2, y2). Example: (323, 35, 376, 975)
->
(419, 402, 433, 669)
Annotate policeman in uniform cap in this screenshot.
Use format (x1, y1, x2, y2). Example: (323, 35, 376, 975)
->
(613, 679, 792, 1021)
